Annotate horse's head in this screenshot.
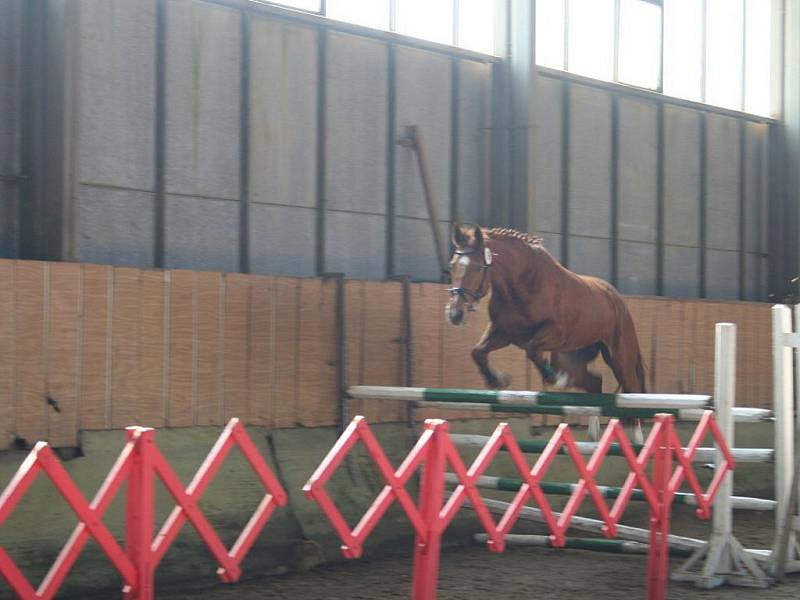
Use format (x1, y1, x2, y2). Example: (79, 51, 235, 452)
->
(446, 223, 492, 326)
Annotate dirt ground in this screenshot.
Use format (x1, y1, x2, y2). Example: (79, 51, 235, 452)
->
(156, 511, 800, 600)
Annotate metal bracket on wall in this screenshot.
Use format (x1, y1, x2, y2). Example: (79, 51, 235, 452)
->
(398, 125, 450, 282)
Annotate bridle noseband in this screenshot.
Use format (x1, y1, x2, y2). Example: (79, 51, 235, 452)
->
(448, 248, 492, 306)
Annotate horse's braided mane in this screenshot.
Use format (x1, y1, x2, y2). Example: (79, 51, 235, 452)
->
(484, 227, 543, 249)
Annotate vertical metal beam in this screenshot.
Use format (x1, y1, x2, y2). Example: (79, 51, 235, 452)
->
(450, 57, 460, 225)
(738, 119, 747, 299)
(656, 103, 665, 296)
(699, 112, 708, 298)
(20, 0, 44, 260)
(238, 11, 251, 274)
(560, 80, 571, 266)
(386, 43, 397, 278)
(610, 94, 619, 287)
(315, 27, 327, 275)
(154, 0, 167, 268)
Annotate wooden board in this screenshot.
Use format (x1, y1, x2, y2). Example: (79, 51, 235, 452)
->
(223, 274, 250, 423)
(297, 278, 338, 427)
(14, 261, 47, 445)
(272, 277, 300, 428)
(110, 268, 140, 429)
(248, 275, 274, 426)
(0, 261, 14, 449)
(168, 270, 194, 427)
(80, 264, 112, 430)
(195, 272, 223, 426)
(46, 263, 81, 447)
(138, 270, 167, 428)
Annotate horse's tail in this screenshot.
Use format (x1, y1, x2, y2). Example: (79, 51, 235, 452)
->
(635, 350, 647, 393)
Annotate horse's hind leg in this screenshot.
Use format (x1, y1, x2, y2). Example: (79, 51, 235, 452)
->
(550, 351, 602, 392)
(599, 343, 645, 442)
(471, 324, 512, 389)
(551, 347, 603, 439)
(600, 342, 645, 393)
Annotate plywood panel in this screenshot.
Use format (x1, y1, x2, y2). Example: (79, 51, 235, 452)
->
(297, 278, 338, 427)
(168, 270, 194, 427)
(111, 268, 140, 429)
(361, 281, 404, 423)
(248, 275, 274, 426)
(196, 271, 223, 426)
(47, 263, 81, 447)
(272, 277, 299, 428)
(138, 270, 167, 428)
(223, 274, 250, 422)
(0, 261, 14, 449)
(80, 264, 112, 430)
(344, 281, 366, 419)
(15, 261, 46, 445)
(411, 283, 443, 388)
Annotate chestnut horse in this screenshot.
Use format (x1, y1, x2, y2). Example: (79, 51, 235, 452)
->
(446, 224, 646, 436)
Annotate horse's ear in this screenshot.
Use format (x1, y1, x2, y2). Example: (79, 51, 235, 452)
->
(452, 223, 468, 247)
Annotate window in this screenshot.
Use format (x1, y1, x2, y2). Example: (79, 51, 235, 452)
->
(261, 0, 497, 55)
(268, 0, 321, 11)
(617, 0, 661, 89)
(568, 0, 615, 81)
(663, 0, 703, 101)
(536, 0, 774, 116)
(326, 0, 390, 30)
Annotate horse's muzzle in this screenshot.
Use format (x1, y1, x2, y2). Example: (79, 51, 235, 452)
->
(446, 303, 466, 326)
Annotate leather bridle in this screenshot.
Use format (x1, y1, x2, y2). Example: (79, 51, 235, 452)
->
(448, 248, 491, 307)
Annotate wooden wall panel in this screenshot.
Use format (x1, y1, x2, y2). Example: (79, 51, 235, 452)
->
(0, 259, 780, 441)
(14, 261, 46, 445)
(345, 281, 367, 419)
(223, 274, 250, 422)
(195, 272, 223, 426)
(411, 283, 443, 388)
(0, 261, 14, 449)
(80, 265, 112, 430)
(110, 268, 140, 429)
(272, 278, 300, 428)
(297, 278, 338, 427)
(249, 276, 274, 426)
(362, 281, 405, 423)
(139, 270, 167, 428)
(46, 263, 82, 447)
(168, 270, 195, 427)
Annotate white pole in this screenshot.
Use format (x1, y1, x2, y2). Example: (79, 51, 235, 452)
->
(773, 305, 794, 557)
(713, 323, 736, 567)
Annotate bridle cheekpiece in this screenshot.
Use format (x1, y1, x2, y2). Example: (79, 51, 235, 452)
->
(448, 246, 493, 307)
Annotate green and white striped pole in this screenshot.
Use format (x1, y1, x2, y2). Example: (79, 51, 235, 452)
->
(449, 433, 775, 464)
(443, 473, 776, 511)
(348, 386, 773, 422)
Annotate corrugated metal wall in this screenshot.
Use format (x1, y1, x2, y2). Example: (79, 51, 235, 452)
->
(531, 73, 770, 301)
(0, 0, 777, 300)
(70, 0, 492, 282)
(0, 0, 23, 258)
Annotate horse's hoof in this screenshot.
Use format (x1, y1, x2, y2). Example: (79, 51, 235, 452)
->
(490, 372, 511, 389)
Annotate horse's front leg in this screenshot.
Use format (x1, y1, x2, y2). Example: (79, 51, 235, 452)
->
(471, 325, 511, 389)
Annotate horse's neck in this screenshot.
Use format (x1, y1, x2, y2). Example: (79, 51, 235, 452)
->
(488, 240, 556, 301)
